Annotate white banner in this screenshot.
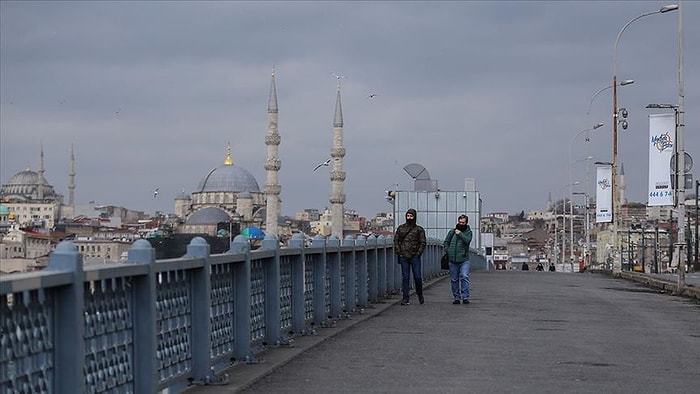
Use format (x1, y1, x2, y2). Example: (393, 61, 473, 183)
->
(596, 166, 612, 223)
(648, 113, 675, 206)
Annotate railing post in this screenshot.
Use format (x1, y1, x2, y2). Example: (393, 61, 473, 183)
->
(388, 236, 401, 291)
(229, 235, 252, 361)
(326, 235, 341, 319)
(260, 234, 283, 345)
(355, 235, 368, 308)
(311, 235, 327, 325)
(366, 235, 378, 302)
(381, 236, 394, 294)
(123, 239, 157, 393)
(287, 234, 307, 334)
(377, 235, 387, 297)
(44, 241, 85, 393)
(343, 235, 357, 314)
(185, 237, 213, 382)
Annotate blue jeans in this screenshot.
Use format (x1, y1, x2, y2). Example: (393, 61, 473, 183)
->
(449, 260, 470, 300)
(398, 255, 423, 300)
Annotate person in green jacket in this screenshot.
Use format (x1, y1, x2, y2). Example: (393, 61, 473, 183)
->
(443, 215, 472, 304)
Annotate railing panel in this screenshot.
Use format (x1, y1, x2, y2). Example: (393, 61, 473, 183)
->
(0, 289, 53, 393)
(279, 255, 293, 334)
(84, 278, 134, 393)
(210, 262, 235, 360)
(249, 259, 266, 344)
(155, 269, 193, 386)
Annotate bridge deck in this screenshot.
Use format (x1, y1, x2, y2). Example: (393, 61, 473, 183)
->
(185, 271, 700, 393)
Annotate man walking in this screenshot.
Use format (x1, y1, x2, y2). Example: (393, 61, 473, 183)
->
(394, 208, 427, 305)
(443, 215, 472, 304)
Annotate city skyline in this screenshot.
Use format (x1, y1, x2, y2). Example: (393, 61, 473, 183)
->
(1, 2, 698, 219)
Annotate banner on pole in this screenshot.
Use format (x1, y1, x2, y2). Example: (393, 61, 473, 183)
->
(648, 113, 675, 206)
(596, 166, 612, 223)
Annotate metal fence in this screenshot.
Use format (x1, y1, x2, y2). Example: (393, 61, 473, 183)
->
(1, 233, 445, 393)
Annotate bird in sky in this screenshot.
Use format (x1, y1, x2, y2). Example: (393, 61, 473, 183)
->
(153, 188, 159, 198)
(367, 93, 379, 99)
(313, 159, 331, 172)
(330, 72, 347, 80)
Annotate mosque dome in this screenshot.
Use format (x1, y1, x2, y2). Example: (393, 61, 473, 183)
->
(185, 207, 231, 225)
(196, 146, 260, 193)
(7, 169, 48, 186)
(0, 167, 61, 202)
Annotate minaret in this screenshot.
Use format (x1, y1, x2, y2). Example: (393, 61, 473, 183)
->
(69, 144, 76, 206)
(38, 143, 45, 200)
(619, 163, 627, 205)
(329, 81, 346, 238)
(264, 68, 282, 236)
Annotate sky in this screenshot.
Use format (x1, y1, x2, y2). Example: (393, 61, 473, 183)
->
(1, 1, 698, 220)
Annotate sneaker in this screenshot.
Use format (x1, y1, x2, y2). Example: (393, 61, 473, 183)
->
(452, 300, 461, 305)
(462, 299, 470, 304)
(401, 298, 410, 306)
(418, 295, 425, 304)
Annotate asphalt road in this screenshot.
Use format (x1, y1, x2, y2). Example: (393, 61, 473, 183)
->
(233, 271, 700, 394)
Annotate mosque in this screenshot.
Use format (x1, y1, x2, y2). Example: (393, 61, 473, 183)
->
(1, 69, 349, 244)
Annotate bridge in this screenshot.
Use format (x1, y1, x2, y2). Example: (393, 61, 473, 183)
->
(1, 234, 698, 393)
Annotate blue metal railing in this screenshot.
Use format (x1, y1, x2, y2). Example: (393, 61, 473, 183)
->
(1, 233, 445, 393)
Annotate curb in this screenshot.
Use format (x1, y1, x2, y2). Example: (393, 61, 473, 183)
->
(590, 269, 700, 301)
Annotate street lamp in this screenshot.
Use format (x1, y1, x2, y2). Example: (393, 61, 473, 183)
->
(611, 4, 678, 275)
(585, 81, 633, 269)
(561, 181, 580, 271)
(573, 191, 589, 270)
(570, 123, 603, 269)
(647, 103, 689, 286)
(695, 180, 700, 271)
(595, 161, 614, 268)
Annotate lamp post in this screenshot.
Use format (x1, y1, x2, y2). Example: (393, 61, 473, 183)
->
(570, 123, 603, 270)
(595, 161, 614, 268)
(562, 182, 580, 271)
(585, 81, 632, 268)
(572, 191, 588, 271)
(611, 4, 679, 275)
(647, 102, 688, 286)
(695, 180, 699, 271)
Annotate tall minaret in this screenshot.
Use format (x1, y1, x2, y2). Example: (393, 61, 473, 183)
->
(619, 163, 627, 205)
(329, 81, 346, 238)
(69, 143, 76, 206)
(38, 143, 45, 200)
(264, 68, 282, 236)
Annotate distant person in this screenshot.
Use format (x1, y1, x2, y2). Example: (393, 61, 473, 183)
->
(549, 263, 556, 272)
(394, 208, 426, 306)
(521, 262, 529, 271)
(443, 214, 473, 304)
(536, 263, 544, 271)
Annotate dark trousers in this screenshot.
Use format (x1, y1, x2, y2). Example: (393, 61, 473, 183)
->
(398, 255, 423, 300)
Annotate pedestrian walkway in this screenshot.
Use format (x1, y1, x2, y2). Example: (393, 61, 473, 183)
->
(186, 270, 700, 394)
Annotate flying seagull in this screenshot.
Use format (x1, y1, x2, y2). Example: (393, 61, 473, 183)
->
(330, 72, 347, 80)
(313, 159, 331, 172)
(367, 93, 379, 99)
(153, 188, 159, 198)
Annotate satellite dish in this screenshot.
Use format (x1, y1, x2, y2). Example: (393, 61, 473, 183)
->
(403, 163, 430, 180)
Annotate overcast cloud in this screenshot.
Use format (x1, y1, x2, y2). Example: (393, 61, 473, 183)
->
(1, 1, 698, 219)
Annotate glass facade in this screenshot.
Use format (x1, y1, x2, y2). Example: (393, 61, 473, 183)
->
(393, 190, 481, 249)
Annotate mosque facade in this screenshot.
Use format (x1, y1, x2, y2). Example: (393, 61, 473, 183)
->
(174, 144, 268, 236)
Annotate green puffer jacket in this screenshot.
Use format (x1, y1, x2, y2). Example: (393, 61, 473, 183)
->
(443, 226, 472, 263)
